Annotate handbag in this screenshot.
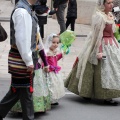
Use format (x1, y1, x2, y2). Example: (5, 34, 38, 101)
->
(0, 23, 7, 42)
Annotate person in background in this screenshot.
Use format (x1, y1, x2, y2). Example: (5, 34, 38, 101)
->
(113, 0, 120, 24)
(15, 0, 19, 4)
(66, 0, 77, 31)
(53, 0, 68, 34)
(0, 0, 49, 120)
(34, 0, 57, 40)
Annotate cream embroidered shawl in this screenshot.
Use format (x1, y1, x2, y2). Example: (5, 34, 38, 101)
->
(76, 9, 116, 92)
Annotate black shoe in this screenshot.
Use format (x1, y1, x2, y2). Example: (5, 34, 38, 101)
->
(0, 116, 3, 120)
(83, 97, 91, 101)
(51, 102, 59, 105)
(104, 100, 118, 106)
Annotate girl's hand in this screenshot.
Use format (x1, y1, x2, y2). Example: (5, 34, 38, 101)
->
(97, 53, 103, 60)
(64, 51, 66, 54)
(44, 66, 49, 73)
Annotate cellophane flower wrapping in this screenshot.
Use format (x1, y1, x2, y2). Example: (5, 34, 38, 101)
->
(114, 25, 120, 43)
(60, 30, 76, 53)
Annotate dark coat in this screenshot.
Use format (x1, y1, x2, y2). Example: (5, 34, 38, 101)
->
(34, 5, 49, 15)
(15, 0, 19, 4)
(66, 0, 77, 19)
(53, 0, 68, 8)
(118, 19, 120, 24)
(34, 5, 56, 25)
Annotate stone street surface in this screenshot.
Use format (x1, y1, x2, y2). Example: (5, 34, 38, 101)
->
(0, 0, 120, 120)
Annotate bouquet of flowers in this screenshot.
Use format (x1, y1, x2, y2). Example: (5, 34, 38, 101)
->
(114, 24, 120, 43)
(60, 30, 76, 54)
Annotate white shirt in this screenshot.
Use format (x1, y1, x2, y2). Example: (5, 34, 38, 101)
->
(12, 8, 38, 66)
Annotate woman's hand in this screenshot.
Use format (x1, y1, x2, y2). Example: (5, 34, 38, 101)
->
(97, 53, 103, 60)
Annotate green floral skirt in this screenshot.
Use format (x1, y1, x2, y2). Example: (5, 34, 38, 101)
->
(65, 61, 120, 99)
(11, 69, 51, 112)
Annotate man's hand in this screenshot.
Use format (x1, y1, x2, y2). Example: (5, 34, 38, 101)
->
(27, 65, 34, 73)
(54, 8, 58, 11)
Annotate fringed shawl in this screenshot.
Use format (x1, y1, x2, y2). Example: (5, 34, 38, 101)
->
(76, 9, 116, 92)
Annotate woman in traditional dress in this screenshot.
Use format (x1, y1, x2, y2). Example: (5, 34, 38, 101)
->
(65, 0, 120, 105)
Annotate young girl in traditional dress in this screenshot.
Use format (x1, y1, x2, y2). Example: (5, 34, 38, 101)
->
(45, 33, 65, 105)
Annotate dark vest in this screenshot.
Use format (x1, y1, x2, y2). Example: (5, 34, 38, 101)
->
(10, 0, 38, 52)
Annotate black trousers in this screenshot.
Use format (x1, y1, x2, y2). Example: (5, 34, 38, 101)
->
(15, 0, 19, 4)
(0, 87, 34, 120)
(39, 25, 44, 39)
(66, 17, 76, 31)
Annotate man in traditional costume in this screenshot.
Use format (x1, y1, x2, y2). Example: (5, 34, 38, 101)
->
(0, 0, 48, 119)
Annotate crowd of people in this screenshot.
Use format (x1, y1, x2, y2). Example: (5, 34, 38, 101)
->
(0, 0, 120, 120)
